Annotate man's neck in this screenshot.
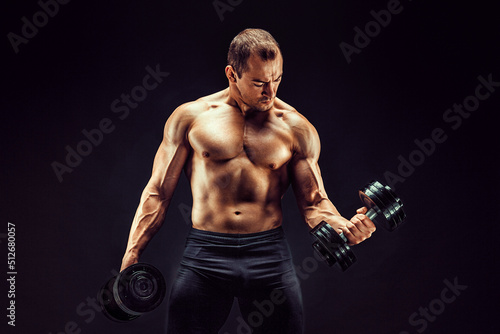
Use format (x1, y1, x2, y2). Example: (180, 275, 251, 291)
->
(225, 86, 272, 123)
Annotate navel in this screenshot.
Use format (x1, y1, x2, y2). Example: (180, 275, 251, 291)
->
(234, 211, 241, 215)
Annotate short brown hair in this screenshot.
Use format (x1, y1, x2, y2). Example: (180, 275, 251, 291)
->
(227, 28, 281, 78)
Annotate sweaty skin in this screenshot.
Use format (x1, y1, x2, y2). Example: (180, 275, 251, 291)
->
(120, 53, 375, 271)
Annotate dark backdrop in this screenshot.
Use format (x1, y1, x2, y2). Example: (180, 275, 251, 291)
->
(2, 1, 499, 333)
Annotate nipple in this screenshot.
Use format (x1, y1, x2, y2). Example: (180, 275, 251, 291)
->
(202, 151, 210, 158)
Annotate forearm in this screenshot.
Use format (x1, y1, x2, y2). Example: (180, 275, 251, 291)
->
(122, 185, 170, 262)
(302, 197, 347, 232)
(302, 196, 375, 245)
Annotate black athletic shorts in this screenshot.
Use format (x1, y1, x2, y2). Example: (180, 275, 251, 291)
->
(166, 226, 304, 334)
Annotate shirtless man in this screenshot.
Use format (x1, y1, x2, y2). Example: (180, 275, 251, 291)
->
(120, 28, 376, 333)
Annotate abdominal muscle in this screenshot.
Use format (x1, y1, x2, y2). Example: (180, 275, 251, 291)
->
(187, 154, 289, 234)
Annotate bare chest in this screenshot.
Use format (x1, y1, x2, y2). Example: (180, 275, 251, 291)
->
(188, 109, 293, 169)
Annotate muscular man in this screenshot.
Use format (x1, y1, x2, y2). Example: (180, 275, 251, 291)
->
(120, 28, 376, 333)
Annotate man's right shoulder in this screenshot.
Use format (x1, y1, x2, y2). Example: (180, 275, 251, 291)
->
(165, 100, 211, 128)
(169, 88, 229, 121)
(172, 100, 211, 118)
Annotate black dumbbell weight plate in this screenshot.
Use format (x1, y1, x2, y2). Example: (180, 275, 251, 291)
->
(367, 184, 402, 226)
(359, 188, 384, 219)
(360, 186, 397, 230)
(114, 263, 167, 316)
(334, 244, 357, 271)
(311, 221, 357, 271)
(360, 181, 404, 231)
(98, 276, 140, 322)
(380, 184, 406, 222)
(367, 181, 405, 228)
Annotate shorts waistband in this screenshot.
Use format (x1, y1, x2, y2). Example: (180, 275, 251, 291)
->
(187, 226, 285, 245)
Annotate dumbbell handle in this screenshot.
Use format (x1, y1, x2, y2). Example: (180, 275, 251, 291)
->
(359, 181, 406, 231)
(365, 207, 379, 222)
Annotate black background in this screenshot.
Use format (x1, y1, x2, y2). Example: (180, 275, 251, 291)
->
(2, 0, 500, 333)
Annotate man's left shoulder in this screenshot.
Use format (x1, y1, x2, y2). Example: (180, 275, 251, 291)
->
(274, 98, 316, 133)
(273, 98, 320, 157)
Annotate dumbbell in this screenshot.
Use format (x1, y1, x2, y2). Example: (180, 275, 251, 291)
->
(98, 263, 166, 322)
(310, 180, 406, 271)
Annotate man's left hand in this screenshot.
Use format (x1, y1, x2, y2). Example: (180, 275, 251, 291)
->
(340, 207, 376, 246)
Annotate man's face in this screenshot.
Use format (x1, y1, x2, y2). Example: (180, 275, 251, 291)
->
(235, 53, 283, 112)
